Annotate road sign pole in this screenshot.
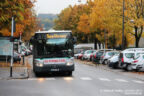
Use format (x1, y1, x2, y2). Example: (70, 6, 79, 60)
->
(10, 17, 14, 77)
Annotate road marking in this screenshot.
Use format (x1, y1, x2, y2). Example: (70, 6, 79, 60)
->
(115, 79, 128, 82)
(45, 78, 56, 80)
(28, 78, 37, 80)
(80, 77, 92, 80)
(99, 78, 111, 81)
(132, 80, 144, 84)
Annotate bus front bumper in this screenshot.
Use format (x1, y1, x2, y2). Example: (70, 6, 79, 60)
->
(34, 64, 74, 73)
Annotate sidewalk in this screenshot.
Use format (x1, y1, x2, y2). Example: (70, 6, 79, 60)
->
(0, 67, 28, 79)
(0, 57, 30, 80)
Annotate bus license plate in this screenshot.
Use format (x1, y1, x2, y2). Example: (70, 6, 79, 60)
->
(51, 69, 59, 71)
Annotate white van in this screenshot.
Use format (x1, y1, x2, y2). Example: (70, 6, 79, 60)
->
(128, 53, 144, 71)
(119, 50, 144, 70)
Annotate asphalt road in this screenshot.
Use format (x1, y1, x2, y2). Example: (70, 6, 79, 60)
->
(0, 57, 144, 96)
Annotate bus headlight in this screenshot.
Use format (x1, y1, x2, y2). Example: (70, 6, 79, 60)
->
(66, 60, 74, 66)
(36, 62, 43, 67)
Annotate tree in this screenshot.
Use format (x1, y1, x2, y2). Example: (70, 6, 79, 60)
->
(125, 0, 144, 47)
(0, 0, 40, 41)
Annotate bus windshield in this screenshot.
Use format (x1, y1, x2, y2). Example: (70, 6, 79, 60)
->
(33, 32, 73, 58)
(46, 38, 67, 44)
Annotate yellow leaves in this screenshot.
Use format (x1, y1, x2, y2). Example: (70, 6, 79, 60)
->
(77, 14, 90, 34)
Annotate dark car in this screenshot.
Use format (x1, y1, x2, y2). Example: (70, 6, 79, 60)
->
(13, 52, 21, 62)
(92, 51, 104, 63)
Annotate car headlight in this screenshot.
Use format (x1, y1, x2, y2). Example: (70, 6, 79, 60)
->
(66, 59, 74, 66)
(35, 61, 43, 67)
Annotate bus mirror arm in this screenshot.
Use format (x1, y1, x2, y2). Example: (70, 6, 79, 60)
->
(30, 36, 35, 44)
(73, 37, 77, 44)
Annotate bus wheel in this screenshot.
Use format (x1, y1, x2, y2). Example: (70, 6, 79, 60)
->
(67, 71, 72, 76)
(35, 72, 40, 77)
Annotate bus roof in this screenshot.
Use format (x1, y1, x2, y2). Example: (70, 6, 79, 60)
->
(35, 30, 72, 34)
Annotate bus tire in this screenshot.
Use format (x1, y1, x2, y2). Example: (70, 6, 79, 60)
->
(35, 72, 40, 77)
(67, 71, 72, 76)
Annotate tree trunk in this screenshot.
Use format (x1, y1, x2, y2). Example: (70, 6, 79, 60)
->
(135, 26, 139, 48)
(94, 38, 98, 49)
(135, 26, 143, 48)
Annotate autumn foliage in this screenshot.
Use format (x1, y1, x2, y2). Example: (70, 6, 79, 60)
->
(54, 0, 144, 48)
(0, 0, 40, 41)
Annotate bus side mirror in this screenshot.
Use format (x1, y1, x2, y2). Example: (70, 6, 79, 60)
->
(30, 36, 35, 44)
(73, 37, 77, 44)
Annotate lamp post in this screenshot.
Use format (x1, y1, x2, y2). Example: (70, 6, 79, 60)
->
(122, 0, 125, 50)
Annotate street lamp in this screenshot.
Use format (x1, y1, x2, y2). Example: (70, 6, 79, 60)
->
(122, 0, 125, 50)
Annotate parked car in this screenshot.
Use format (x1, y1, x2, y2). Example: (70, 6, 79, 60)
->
(119, 50, 144, 70)
(100, 51, 119, 64)
(13, 52, 21, 62)
(92, 51, 104, 63)
(126, 53, 144, 71)
(88, 50, 97, 61)
(76, 51, 85, 59)
(82, 50, 93, 60)
(108, 54, 120, 69)
(21, 46, 31, 56)
(74, 50, 83, 59)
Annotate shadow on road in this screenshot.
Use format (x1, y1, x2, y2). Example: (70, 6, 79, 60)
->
(35, 72, 73, 78)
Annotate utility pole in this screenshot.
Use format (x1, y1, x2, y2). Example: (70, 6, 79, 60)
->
(10, 17, 14, 77)
(122, 0, 125, 50)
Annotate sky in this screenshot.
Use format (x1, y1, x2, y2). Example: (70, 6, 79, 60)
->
(34, 0, 87, 14)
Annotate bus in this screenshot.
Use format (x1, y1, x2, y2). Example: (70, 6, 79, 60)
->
(30, 30, 76, 75)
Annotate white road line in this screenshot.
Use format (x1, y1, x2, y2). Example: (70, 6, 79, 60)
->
(115, 79, 128, 82)
(132, 80, 144, 84)
(99, 78, 111, 81)
(28, 78, 37, 80)
(80, 77, 92, 80)
(45, 78, 56, 80)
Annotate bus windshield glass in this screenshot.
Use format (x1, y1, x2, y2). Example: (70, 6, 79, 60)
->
(34, 32, 73, 58)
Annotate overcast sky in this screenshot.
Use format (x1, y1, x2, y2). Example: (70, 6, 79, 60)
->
(34, 0, 87, 14)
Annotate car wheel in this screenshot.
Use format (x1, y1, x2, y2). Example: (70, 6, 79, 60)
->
(104, 60, 107, 65)
(92, 57, 94, 62)
(99, 60, 102, 64)
(126, 65, 132, 71)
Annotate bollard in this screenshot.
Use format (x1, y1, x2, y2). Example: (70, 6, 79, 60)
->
(23, 55, 25, 65)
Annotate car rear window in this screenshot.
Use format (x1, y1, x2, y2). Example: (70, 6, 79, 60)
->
(108, 52, 114, 56)
(87, 50, 93, 54)
(125, 53, 134, 58)
(97, 52, 103, 56)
